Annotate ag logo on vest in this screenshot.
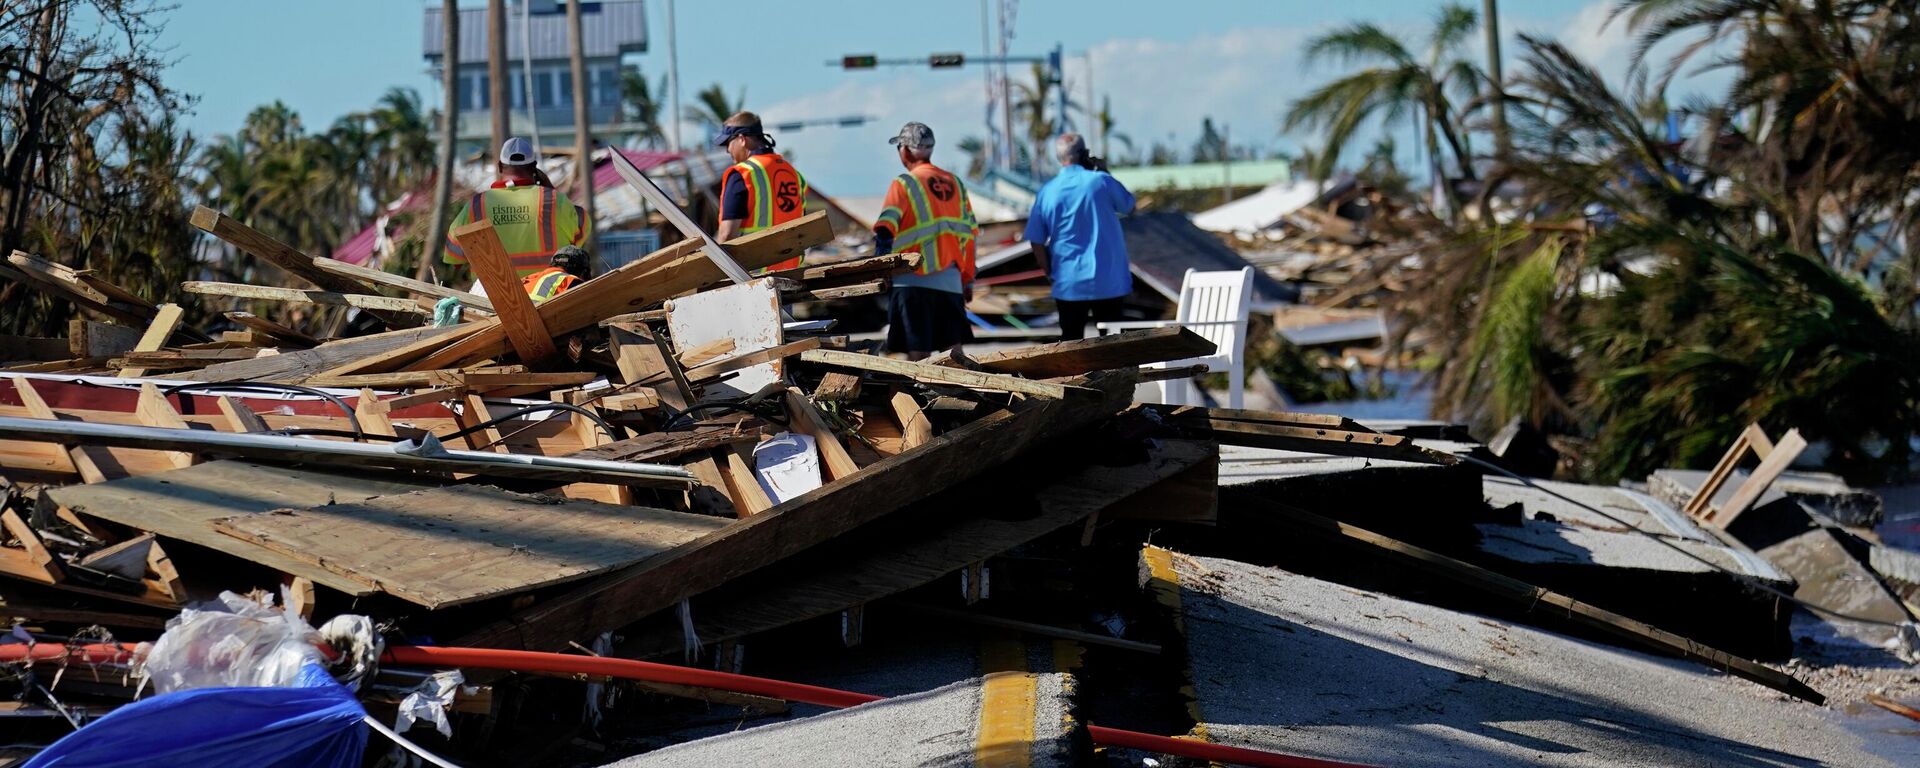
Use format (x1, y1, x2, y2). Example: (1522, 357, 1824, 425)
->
(773, 170, 801, 214)
(927, 175, 955, 202)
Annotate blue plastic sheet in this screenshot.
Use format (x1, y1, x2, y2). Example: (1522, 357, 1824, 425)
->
(25, 662, 367, 768)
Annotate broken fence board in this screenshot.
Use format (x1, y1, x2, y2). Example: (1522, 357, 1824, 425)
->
(798, 349, 1089, 400)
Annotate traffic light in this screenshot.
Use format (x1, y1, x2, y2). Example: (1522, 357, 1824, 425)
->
(928, 52, 965, 69)
(842, 54, 877, 70)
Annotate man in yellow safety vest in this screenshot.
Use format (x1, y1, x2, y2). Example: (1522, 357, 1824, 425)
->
(443, 137, 591, 281)
(521, 245, 590, 305)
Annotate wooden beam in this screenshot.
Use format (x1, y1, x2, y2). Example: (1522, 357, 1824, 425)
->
(449, 367, 1136, 651)
(765, 252, 921, 285)
(135, 383, 197, 468)
(173, 325, 469, 384)
(182, 282, 429, 314)
(719, 444, 774, 517)
(783, 280, 887, 302)
(799, 349, 1089, 400)
(1203, 419, 1458, 465)
(66, 320, 143, 358)
(460, 392, 509, 451)
(190, 206, 419, 328)
(890, 391, 933, 452)
(1259, 503, 1826, 704)
(355, 388, 398, 438)
(783, 387, 859, 481)
(1709, 429, 1809, 528)
(564, 420, 763, 464)
(685, 337, 823, 384)
(309, 254, 495, 313)
(392, 212, 834, 373)
(224, 311, 319, 349)
(675, 338, 736, 368)
(12, 376, 111, 483)
(385, 387, 465, 411)
(449, 220, 559, 366)
(0, 509, 63, 584)
(8, 251, 156, 327)
(215, 396, 271, 433)
(812, 372, 863, 403)
(960, 327, 1217, 379)
(115, 303, 185, 377)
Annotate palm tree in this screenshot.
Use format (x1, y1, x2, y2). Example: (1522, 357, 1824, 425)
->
(1012, 63, 1080, 173)
(688, 82, 744, 133)
(1284, 3, 1482, 205)
(366, 87, 435, 206)
(423, 0, 459, 282)
(1094, 95, 1132, 162)
(620, 70, 669, 148)
(956, 136, 989, 179)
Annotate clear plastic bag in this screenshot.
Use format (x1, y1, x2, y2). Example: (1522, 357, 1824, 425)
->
(138, 591, 328, 694)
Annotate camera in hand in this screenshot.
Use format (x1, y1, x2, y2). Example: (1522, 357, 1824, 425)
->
(1077, 154, 1109, 172)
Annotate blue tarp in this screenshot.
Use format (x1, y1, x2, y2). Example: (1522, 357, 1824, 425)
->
(25, 662, 367, 768)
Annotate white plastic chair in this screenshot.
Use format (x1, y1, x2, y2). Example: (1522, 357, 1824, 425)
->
(1096, 267, 1253, 408)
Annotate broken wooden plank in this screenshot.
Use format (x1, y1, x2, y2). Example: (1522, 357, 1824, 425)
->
(451, 367, 1137, 651)
(890, 392, 933, 452)
(1261, 501, 1826, 704)
(783, 388, 859, 481)
(783, 280, 887, 302)
(450, 219, 559, 366)
(1710, 429, 1809, 528)
(564, 420, 764, 464)
(0, 509, 63, 584)
(190, 206, 419, 328)
(11, 376, 113, 483)
(719, 445, 775, 517)
(765, 252, 921, 285)
(8, 251, 156, 327)
(134, 384, 197, 469)
(799, 349, 1090, 400)
(961, 327, 1217, 379)
(812, 372, 863, 403)
(215, 396, 271, 433)
(1202, 418, 1458, 465)
(211, 486, 730, 609)
(182, 282, 429, 315)
(354, 388, 398, 438)
(115, 303, 186, 377)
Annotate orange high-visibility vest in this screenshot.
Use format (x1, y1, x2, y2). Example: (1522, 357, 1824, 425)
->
(522, 266, 580, 305)
(875, 163, 977, 284)
(720, 153, 809, 271)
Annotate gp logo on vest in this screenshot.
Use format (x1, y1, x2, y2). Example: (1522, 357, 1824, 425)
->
(493, 205, 533, 225)
(773, 170, 801, 214)
(926, 175, 955, 202)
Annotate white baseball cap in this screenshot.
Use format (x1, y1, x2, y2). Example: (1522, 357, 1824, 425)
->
(500, 137, 538, 166)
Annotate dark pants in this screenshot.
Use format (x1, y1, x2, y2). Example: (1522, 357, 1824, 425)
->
(886, 287, 973, 355)
(1055, 297, 1125, 341)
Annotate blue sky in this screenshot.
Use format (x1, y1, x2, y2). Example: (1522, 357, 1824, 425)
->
(157, 0, 1665, 194)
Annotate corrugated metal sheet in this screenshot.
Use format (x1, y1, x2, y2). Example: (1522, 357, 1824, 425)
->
(424, 0, 647, 64)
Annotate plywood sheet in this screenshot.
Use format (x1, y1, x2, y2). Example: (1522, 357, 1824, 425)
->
(211, 486, 731, 608)
(42, 460, 438, 595)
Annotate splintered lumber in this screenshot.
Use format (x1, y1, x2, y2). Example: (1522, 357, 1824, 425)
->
(675, 339, 737, 368)
(215, 396, 271, 433)
(784, 280, 887, 302)
(309, 254, 495, 313)
(0, 509, 63, 584)
(392, 212, 833, 373)
(0, 416, 695, 488)
(190, 206, 419, 328)
(134, 384, 197, 469)
(618, 437, 1213, 658)
(182, 282, 429, 315)
(961, 327, 1217, 379)
(783, 387, 858, 481)
(1710, 429, 1809, 528)
(11, 376, 116, 483)
(309, 323, 489, 380)
(451, 367, 1137, 651)
(1263, 501, 1826, 705)
(113, 349, 263, 371)
(450, 220, 559, 366)
(211, 486, 731, 609)
(224, 312, 319, 348)
(765, 252, 921, 286)
(67, 320, 144, 358)
(798, 349, 1091, 400)
(354, 388, 397, 438)
(1201, 417, 1458, 465)
(40, 460, 442, 595)
(719, 444, 775, 517)
(170, 325, 467, 383)
(812, 372, 863, 403)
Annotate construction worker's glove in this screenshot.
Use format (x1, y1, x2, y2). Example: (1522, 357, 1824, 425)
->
(433, 296, 464, 327)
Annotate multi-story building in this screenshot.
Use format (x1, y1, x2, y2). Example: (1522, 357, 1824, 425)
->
(422, 0, 648, 150)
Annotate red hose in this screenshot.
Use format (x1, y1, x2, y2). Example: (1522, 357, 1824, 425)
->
(2, 642, 1376, 768)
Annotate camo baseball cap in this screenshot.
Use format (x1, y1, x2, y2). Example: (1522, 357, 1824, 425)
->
(888, 122, 935, 148)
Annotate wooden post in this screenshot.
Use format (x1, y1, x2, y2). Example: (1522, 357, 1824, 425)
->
(117, 303, 184, 377)
(566, 0, 597, 255)
(487, 0, 508, 151)
(450, 220, 559, 366)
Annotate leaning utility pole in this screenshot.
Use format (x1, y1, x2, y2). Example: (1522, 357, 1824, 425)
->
(1483, 0, 1508, 159)
(567, 0, 597, 253)
(420, 0, 461, 282)
(487, 0, 508, 152)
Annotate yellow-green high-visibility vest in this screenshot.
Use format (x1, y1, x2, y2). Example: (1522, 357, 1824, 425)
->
(443, 184, 589, 278)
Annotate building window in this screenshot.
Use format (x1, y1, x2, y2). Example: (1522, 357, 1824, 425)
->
(596, 66, 623, 108)
(557, 71, 573, 108)
(469, 72, 490, 111)
(536, 71, 555, 108)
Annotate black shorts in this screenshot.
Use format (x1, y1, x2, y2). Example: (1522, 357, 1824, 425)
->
(886, 287, 974, 354)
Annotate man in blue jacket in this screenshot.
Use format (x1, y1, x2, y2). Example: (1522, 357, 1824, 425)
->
(1024, 133, 1136, 341)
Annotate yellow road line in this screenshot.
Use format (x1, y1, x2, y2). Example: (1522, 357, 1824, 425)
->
(1141, 545, 1211, 743)
(976, 670, 1040, 768)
